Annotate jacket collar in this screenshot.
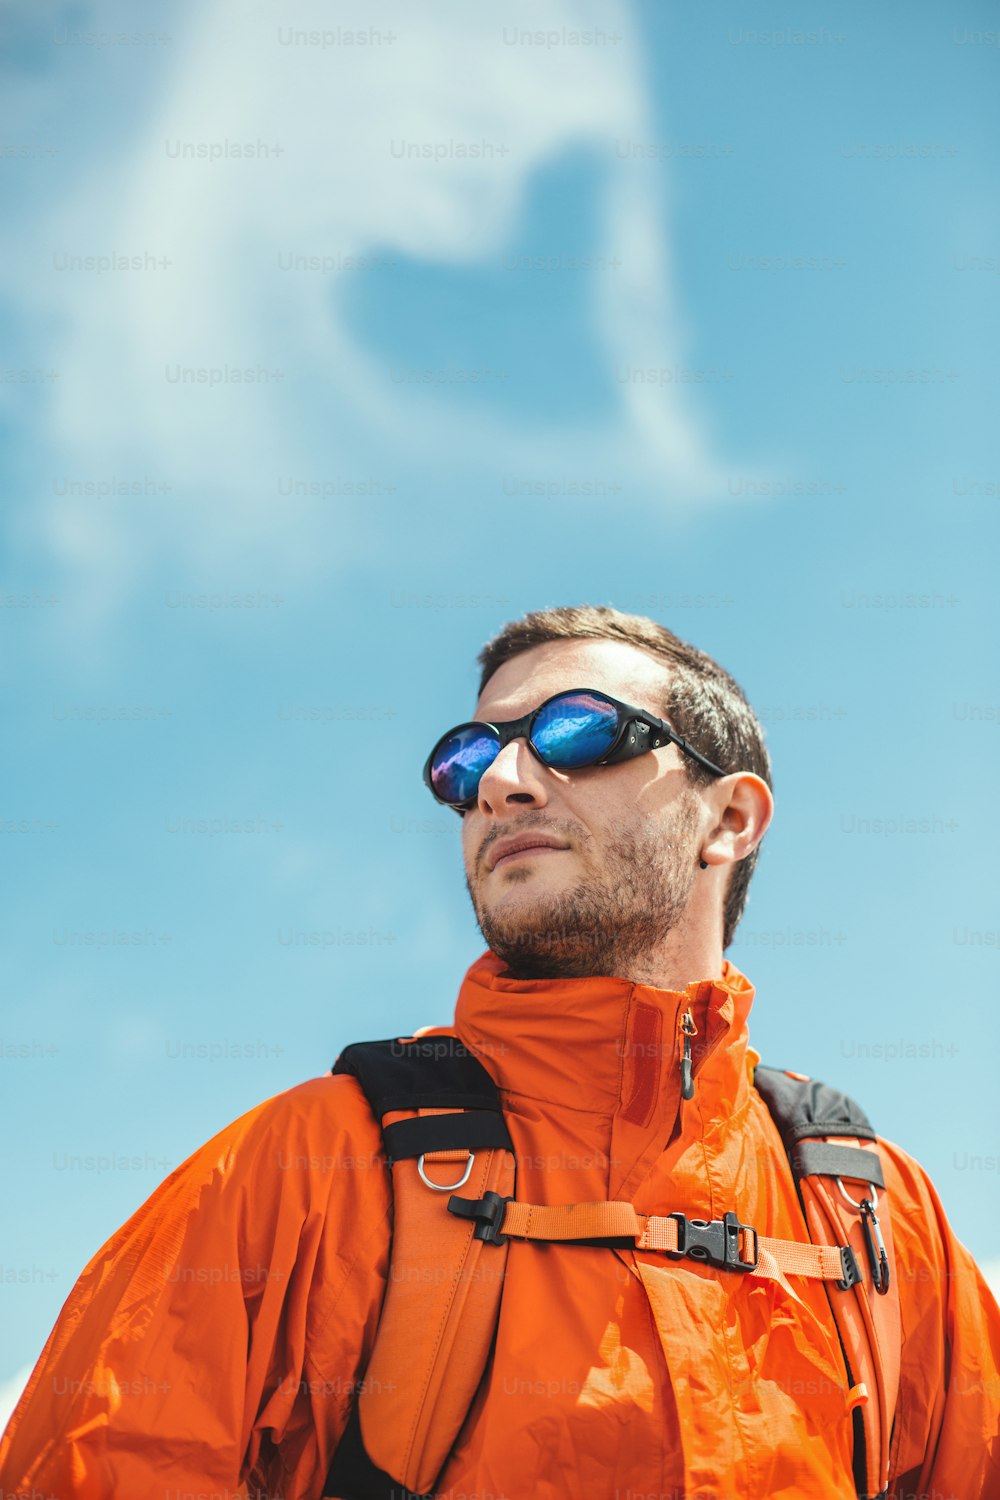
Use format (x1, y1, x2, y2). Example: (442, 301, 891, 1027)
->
(451, 948, 757, 1199)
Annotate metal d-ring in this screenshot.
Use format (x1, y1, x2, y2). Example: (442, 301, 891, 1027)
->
(417, 1152, 475, 1191)
(836, 1177, 879, 1213)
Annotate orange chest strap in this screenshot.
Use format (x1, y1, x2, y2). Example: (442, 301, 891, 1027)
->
(445, 1180, 858, 1286)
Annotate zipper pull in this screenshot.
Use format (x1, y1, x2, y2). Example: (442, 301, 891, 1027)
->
(679, 1009, 697, 1100)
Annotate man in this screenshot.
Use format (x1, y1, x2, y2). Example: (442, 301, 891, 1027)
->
(2, 603, 998, 1498)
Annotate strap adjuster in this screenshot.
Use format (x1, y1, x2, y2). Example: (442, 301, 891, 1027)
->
(667, 1210, 759, 1271)
(447, 1190, 512, 1245)
(837, 1243, 864, 1290)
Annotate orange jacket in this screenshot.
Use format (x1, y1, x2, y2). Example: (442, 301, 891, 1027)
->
(2, 952, 998, 1498)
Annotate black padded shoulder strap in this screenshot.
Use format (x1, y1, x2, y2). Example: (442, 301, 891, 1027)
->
(333, 1035, 505, 1117)
(332, 1036, 514, 1164)
(754, 1065, 877, 1149)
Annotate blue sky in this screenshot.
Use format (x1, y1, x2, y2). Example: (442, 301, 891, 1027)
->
(2, 0, 998, 1411)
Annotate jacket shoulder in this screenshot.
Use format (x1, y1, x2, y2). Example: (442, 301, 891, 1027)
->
(187, 1071, 387, 1193)
(238, 1071, 383, 1141)
(868, 1133, 958, 1241)
(85, 1072, 387, 1261)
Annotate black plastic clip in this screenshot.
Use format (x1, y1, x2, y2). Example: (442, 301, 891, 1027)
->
(861, 1198, 891, 1295)
(447, 1190, 512, 1246)
(667, 1211, 759, 1272)
(837, 1244, 863, 1290)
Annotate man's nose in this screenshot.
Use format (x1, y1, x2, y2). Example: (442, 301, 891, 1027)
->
(475, 737, 550, 813)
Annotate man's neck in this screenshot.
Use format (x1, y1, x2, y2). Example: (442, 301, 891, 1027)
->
(497, 941, 726, 993)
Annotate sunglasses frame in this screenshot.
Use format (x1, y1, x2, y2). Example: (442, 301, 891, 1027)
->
(422, 687, 729, 815)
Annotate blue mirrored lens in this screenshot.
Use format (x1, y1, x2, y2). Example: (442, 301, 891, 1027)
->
(532, 692, 619, 768)
(430, 724, 501, 804)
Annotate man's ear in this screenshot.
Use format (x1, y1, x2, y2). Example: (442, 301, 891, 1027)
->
(698, 773, 773, 870)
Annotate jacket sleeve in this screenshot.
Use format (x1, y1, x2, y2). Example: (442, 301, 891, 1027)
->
(0, 1074, 391, 1499)
(879, 1136, 1000, 1498)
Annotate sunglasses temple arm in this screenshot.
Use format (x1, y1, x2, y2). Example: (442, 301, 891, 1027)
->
(662, 725, 728, 779)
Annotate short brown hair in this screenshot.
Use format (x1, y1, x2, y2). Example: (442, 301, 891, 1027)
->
(476, 604, 772, 951)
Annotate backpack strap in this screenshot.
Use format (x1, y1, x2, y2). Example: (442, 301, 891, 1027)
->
(324, 1035, 515, 1500)
(754, 1066, 902, 1500)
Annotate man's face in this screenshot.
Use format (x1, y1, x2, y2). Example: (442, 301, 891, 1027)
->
(460, 638, 705, 980)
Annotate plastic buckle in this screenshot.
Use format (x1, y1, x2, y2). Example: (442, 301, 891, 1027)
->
(837, 1244, 863, 1290)
(447, 1190, 511, 1246)
(667, 1210, 759, 1272)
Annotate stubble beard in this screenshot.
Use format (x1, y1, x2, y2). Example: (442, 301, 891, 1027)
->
(466, 794, 701, 981)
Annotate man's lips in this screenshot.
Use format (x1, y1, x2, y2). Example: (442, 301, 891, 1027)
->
(493, 845, 564, 869)
(488, 836, 570, 871)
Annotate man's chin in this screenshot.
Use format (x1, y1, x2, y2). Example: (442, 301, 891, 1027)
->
(476, 914, 600, 978)
(477, 882, 571, 930)
(470, 871, 604, 975)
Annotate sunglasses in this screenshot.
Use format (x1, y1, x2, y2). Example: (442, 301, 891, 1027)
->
(423, 687, 729, 814)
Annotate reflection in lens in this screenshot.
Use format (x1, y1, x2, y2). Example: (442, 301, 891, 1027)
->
(431, 725, 501, 804)
(532, 692, 619, 768)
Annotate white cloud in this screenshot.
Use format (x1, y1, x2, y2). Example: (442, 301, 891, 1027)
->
(10, 0, 739, 620)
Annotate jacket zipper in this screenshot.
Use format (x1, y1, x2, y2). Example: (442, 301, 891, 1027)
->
(679, 1008, 697, 1101)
